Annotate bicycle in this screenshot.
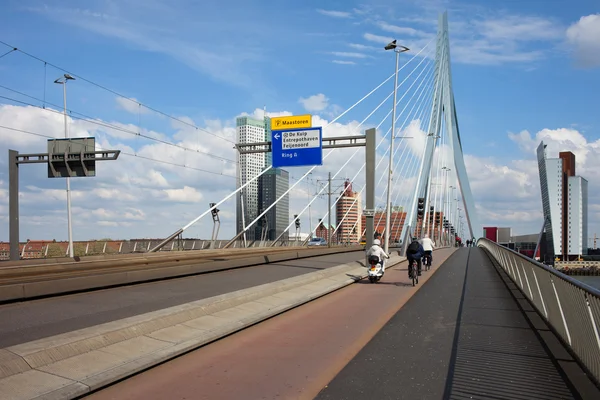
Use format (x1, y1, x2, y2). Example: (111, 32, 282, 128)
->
(409, 259, 419, 286)
(422, 254, 432, 271)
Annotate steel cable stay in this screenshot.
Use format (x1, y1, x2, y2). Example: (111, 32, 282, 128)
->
(329, 65, 436, 242)
(387, 86, 437, 240)
(271, 54, 435, 246)
(369, 63, 436, 234)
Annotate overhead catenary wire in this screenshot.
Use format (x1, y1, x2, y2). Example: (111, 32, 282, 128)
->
(0, 39, 237, 145)
(0, 124, 237, 178)
(0, 87, 237, 164)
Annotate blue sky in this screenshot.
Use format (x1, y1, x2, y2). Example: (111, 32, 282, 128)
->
(0, 0, 599, 243)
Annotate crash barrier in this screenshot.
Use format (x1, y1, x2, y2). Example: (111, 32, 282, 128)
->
(478, 238, 600, 386)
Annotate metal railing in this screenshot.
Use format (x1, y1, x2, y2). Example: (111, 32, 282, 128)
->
(477, 238, 600, 385)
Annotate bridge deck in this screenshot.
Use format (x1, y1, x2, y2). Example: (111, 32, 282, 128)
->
(317, 247, 598, 400)
(0, 251, 365, 348)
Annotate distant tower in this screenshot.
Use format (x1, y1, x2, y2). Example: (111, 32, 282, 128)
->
(236, 116, 266, 241)
(336, 180, 361, 243)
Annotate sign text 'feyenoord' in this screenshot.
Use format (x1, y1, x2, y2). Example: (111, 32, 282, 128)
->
(272, 127, 323, 168)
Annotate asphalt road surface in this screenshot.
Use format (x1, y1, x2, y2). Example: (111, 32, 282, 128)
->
(0, 250, 364, 347)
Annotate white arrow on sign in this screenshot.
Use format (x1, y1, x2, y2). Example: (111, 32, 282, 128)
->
(274, 133, 281, 140)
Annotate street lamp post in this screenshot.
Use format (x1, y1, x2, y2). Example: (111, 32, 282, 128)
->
(384, 40, 409, 253)
(54, 73, 76, 258)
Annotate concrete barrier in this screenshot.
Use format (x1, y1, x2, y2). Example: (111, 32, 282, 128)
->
(0, 248, 449, 399)
(0, 246, 363, 302)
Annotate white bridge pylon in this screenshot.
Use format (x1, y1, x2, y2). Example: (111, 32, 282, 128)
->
(402, 11, 479, 242)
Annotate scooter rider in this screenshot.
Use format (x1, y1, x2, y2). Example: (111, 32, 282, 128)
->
(406, 237, 425, 277)
(366, 239, 390, 272)
(419, 233, 435, 265)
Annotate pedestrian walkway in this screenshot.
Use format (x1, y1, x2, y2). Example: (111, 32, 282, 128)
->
(316, 247, 598, 399)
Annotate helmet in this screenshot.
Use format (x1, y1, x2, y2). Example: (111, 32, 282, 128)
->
(373, 239, 381, 246)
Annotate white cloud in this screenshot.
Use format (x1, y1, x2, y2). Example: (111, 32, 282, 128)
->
(298, 94, 329, 112)
(329, 51, 370, 59)
(97, 220, 119, 227)
(474, 16, 563, 41)
(377, 22, 428, 37)
(566, 14, 600, 68)
(348, 43, 381, 51)
(163, 186, 203, 202)
(26, 4, 267, 89)
(316, 9, 352, 18)
(361, 11, 565, 66)
(364, 33, 393, 45)
(332, 60, 356, 65)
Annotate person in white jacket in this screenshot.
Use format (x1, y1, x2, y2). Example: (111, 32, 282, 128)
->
(419, 234, 435, 266)
(366, 239, 390, 272)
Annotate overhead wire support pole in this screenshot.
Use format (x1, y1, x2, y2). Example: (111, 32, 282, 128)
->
(54, 73, 76, 258)
(384, 40, 409, 254)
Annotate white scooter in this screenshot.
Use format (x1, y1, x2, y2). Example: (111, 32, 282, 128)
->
(367, 255, 385, 283)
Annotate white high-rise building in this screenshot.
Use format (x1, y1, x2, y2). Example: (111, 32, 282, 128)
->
(537, 141, 588, 261)
(236, 116, 266, 240)
(568, 176, 588, 256)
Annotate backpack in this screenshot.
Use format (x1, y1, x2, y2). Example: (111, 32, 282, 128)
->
(407, 241, 420, 254)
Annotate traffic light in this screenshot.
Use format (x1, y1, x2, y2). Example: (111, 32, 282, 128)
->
(417, 197, 425, 218)
(294, 214, 300, 229)
(209, 203, 219, 218)
(435, 212, 441, 224)
(429, 206, 434, 222)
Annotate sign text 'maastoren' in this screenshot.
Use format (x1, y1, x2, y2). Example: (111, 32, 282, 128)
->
(271, 114, 312, 130)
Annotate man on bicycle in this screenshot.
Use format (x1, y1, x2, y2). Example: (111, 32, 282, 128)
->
(406, 237, 424, 278)
(419, 233, 435, 267)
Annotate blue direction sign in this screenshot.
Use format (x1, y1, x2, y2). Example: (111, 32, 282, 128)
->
(272, 127, 323, 168)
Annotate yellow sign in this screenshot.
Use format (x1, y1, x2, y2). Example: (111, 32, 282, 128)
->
(271, 114, 312, 130)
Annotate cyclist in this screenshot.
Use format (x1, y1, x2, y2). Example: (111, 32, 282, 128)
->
(419, 233, 435, 267)
(406, 237, 424, 278)
(366, 239, 390, 273)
